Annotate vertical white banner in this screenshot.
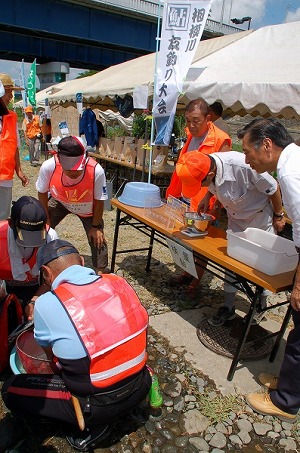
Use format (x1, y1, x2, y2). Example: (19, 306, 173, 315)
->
(19, 59, 27, 108)
(153, 0, 213, 145)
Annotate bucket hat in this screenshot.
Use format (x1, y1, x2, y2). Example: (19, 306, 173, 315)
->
(0, 73, 23, 90)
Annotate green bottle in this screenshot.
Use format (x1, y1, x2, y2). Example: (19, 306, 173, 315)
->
(148, 367, 163, 408)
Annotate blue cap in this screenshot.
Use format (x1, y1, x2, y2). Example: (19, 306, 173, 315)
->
(36, 239, 79, 270)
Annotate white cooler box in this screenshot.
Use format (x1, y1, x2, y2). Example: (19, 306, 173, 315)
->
(227, 228, 298, 276)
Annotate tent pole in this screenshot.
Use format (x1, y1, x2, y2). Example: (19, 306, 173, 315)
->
(141, 114, 149, 182)
(148, 0, 163, 183)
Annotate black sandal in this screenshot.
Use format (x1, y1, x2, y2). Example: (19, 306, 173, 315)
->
(66, 424, 111, 451)
(167, 273, 194, 287)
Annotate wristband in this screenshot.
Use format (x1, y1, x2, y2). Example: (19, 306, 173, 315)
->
(28, 295, 38, 306)
(273, 212, 284, 218)
(91, 223, 102, 229)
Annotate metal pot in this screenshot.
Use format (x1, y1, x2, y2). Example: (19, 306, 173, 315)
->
(183, 212, 215, 232)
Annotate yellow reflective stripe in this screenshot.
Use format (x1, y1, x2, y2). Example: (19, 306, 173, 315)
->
(90, 350, 146, 382)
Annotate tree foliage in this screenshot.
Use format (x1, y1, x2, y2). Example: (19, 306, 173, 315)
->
(76, 70, 98, 79)
(132, 112, 185, 139)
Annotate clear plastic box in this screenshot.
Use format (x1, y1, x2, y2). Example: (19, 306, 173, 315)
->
(227, 228, 298, 276)
(166, 195, 189, 223)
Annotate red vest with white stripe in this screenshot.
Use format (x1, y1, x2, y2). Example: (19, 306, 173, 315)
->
(49, 155, 97, 217)
(0, 221, 38, 282)
(54, 274, 148, 388)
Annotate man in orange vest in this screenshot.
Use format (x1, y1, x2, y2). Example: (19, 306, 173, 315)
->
(22, 105, 42, 166)
(2, 239, 151, 451)
(0, 73, 29, 220)
(166, 98, 231, 298)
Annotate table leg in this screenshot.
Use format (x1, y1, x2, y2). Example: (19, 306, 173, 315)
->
(269, 303, 292, 362)
(146, 228, 155, 272)
(227, 287, 263, 381)
(116, 165, 120, 190)
(110, 208, 121, 273)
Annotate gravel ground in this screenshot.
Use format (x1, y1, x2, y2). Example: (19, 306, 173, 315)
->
(0, 158, 299, 452)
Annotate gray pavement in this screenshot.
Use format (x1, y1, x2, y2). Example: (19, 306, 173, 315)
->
(150, 306, 288, 396)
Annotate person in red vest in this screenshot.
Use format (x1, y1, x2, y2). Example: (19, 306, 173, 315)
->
(166, 98, 231, 298)
(2, 239, 151, 451)
(0, 73, 28, 220)
(36, 135, 110, 274)
(0, 195, 58, 320)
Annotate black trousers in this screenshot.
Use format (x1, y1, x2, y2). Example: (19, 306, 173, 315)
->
(271, 308, 300, 414)
(1, 367, 151, 428)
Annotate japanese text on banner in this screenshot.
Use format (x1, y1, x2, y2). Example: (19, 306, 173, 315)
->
(166, 238, 198, 278)
(27, 59, 37, 108)
(153, 0, 212, 145)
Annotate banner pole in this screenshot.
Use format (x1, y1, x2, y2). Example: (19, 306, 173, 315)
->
(148, 0, 163, 183)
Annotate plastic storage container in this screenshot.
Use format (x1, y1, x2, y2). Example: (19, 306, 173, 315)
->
(118, 182, 163, 208)
(10, 346, 26, 374)
(227, 228, 298, 276)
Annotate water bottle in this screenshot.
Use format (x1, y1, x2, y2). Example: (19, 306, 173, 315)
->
(147, 366, 163, 408)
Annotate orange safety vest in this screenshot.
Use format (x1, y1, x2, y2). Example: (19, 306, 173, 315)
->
(0, 221, 38, 282)
(49, 155, 97, 217)
(166, 121, 232, 211)
(41, 118, 51, 137)
(54, 274, 148, 388)
(23, 115, 41, 139)
(0, 111, 17, 180)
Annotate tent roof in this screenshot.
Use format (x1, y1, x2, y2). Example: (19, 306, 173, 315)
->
(47, 22, 300, 119)
(14, 80, 71, 109)
(184, 21, 300, 119)
(47, 30, 249, 108)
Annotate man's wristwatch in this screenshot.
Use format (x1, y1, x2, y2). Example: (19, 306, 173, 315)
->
(273, 212, 285, 218)
(91, 223, 102, 229)
(29, 297, 38, 306)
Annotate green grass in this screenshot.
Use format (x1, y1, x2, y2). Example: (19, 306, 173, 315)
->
(197, 391, 245, 423)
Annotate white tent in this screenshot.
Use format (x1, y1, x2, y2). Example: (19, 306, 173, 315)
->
(184, 21, 300, 119)
(47, 21, 300, 120)
(47, 30, 250, 110)
(14, 80, 71, 109)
